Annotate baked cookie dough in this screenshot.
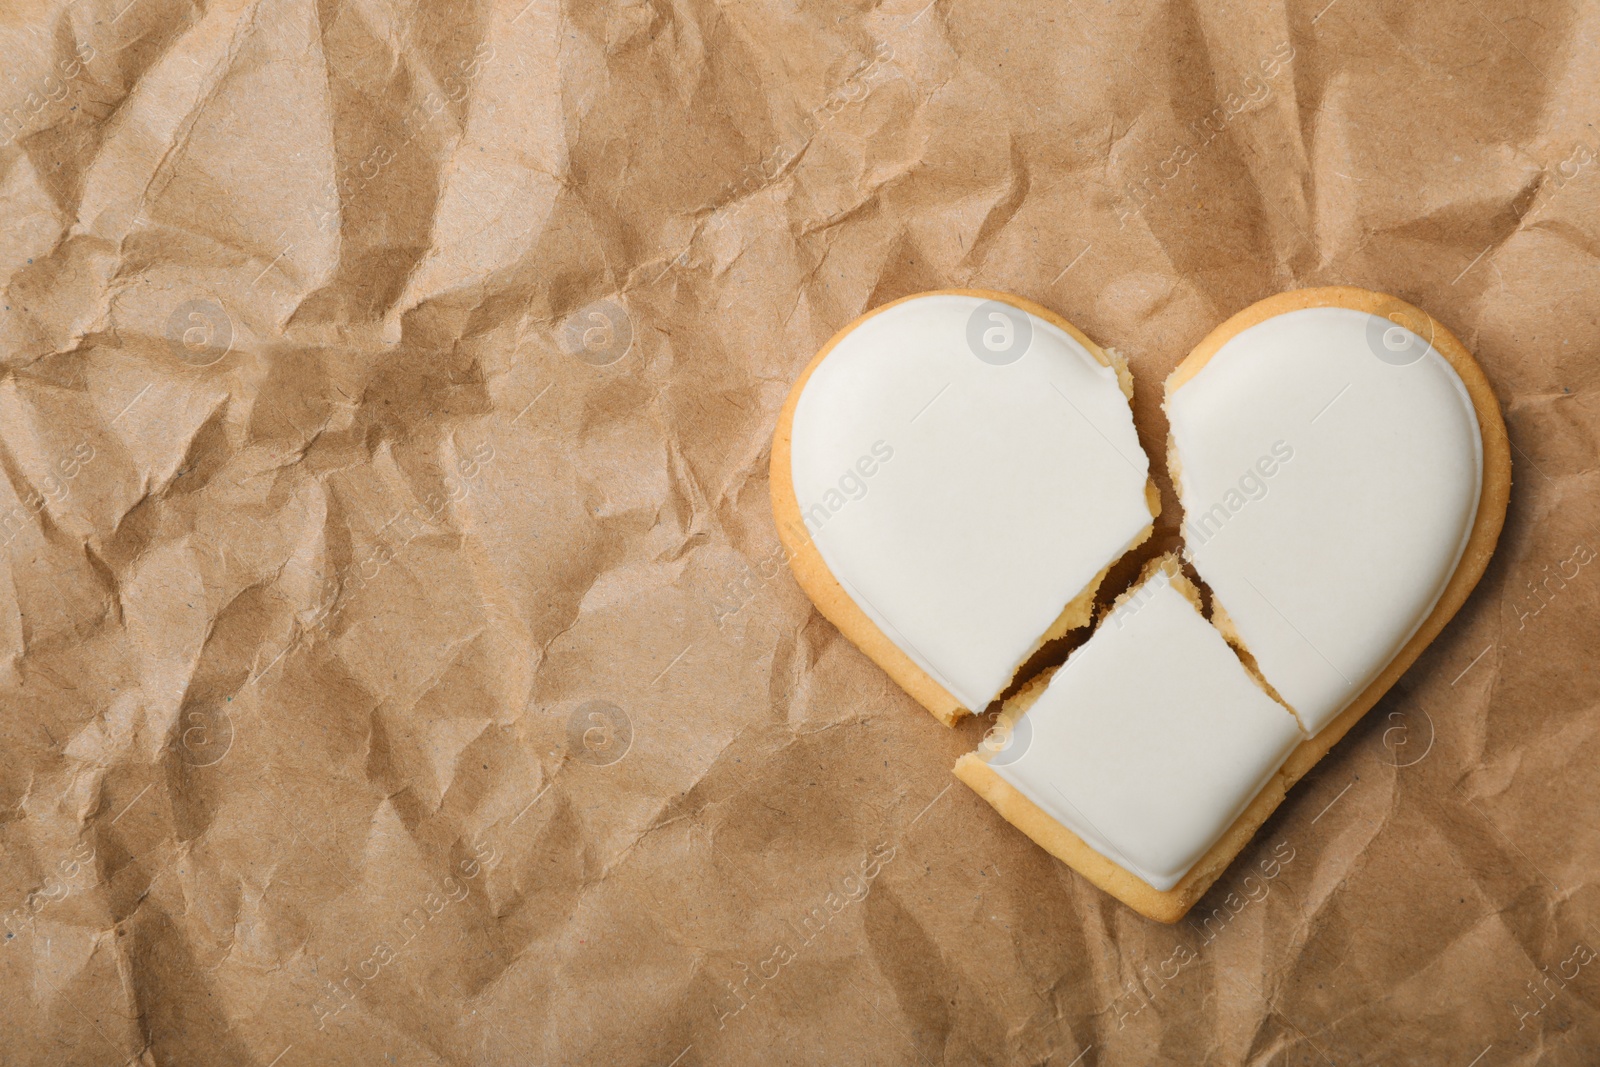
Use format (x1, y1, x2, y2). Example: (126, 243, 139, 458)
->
(771, 290, 1158, 725)
(775, 285, 1507, 921)
(1166, 288, 1510, 772)
(955, 556, 1304, 902)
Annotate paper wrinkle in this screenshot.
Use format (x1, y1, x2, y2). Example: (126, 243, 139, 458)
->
(76, 2, 254, 240)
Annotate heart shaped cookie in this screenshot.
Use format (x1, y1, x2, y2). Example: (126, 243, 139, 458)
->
(773, 287, 1509, 921)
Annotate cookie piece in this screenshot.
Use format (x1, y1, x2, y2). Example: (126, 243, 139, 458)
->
(1165, 287, 1510, 766)
(954, 556, 1304, 918)
(771, 290, 1158, 724)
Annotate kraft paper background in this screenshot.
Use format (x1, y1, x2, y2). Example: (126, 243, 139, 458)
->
(1, 0, 1597, 1064)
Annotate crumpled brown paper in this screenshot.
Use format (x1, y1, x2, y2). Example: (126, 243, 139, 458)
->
(2, 0, 1598, 1063)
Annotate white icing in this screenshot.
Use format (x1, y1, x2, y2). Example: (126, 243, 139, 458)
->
(984, 569, 1305, 892)
(789, 294, 1153, 711)
(1168, 306, 1483, 736)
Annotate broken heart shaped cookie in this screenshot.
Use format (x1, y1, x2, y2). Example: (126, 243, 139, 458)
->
(773, 287, 1509, 921)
